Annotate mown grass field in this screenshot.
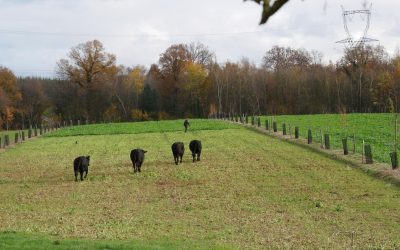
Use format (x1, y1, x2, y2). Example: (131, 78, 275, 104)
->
(0, 119, 400, 249)
(47, 119, 238, 137)
(261, 113, 397, 164)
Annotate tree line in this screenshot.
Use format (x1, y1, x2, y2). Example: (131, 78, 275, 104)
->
(1, 39, 400, 129)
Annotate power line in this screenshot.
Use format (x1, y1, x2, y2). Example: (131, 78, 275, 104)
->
(0, 28, 269, 38)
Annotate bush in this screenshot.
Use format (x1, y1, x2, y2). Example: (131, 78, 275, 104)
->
(131, 109, 152, 121)
(158, 111, 172, 121)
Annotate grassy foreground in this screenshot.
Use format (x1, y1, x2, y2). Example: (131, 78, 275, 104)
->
(0, 231, 218, 250)
(0, 119, 400, 249)
(261, 113, 397, 164)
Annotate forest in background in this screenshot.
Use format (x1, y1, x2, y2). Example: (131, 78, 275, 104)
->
(1, 39, 400, 129)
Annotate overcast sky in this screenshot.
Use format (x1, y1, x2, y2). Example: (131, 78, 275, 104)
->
(0, 0, 398, 77)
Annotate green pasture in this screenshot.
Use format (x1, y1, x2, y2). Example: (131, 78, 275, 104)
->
(0, 119, 399, 249)
(46, 119, 238, 137)
(260, 113, 397, 164)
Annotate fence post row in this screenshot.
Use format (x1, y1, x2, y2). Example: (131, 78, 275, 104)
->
(3, 116, 390, 167)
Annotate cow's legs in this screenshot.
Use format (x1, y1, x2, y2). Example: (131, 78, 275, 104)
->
(74, 170, 78, 182)
(197, 152, 201, 161)
(138, 163, 142, 172)
(174, 155, 178, 165)
(133, 163, 137, 173)
(84, 169, 88, 179)
(192, 153, 195, 162)
(80, 171, 84, 181)
(180, 155, 183, 163)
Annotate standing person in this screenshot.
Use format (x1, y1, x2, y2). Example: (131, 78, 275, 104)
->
(184, 119, 190, 133)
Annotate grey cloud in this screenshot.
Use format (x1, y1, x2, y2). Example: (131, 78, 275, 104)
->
(0, 0, 399, 77)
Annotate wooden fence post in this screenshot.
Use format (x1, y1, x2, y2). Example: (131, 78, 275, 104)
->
(320, 130, 324, 148)
(5, 135, 9, 147)
(266, 119, 269, 130)
(282, 123, 287, 135)
(15, 133, 19, 144)
(390, 152, 398, 169)
(34, 126, 38, 137)
(324, 134, 330, 150)
(257, 117, 261, 127)
(245, 115, 249, 124)
(307, 129, 312, 144)
(273, 121, 278, 132)
(22, 131, 25, 141)
(342, 138, 349, 155)
(295, 127, 299, 139)
(28, 128, 32, 138)
(364, 144, 373, 164)
(251, 116, 255, 126)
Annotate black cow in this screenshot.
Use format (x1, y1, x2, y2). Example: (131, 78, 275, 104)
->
(171, 142, 185, 165)
(73, 156, 90, 181)
(130, 149, 147, 173)
(189, 140, 202, 162)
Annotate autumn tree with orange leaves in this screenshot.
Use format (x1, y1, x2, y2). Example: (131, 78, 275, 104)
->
(0, 66, 21, 130)
(157, 43, 214, 117)
(57, 40, 119, 121)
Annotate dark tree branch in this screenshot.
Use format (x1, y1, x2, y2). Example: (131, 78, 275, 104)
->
(245, 0, 290, 24)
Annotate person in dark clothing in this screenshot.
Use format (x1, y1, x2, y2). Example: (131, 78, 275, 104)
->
(184, 119, 190, 133)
